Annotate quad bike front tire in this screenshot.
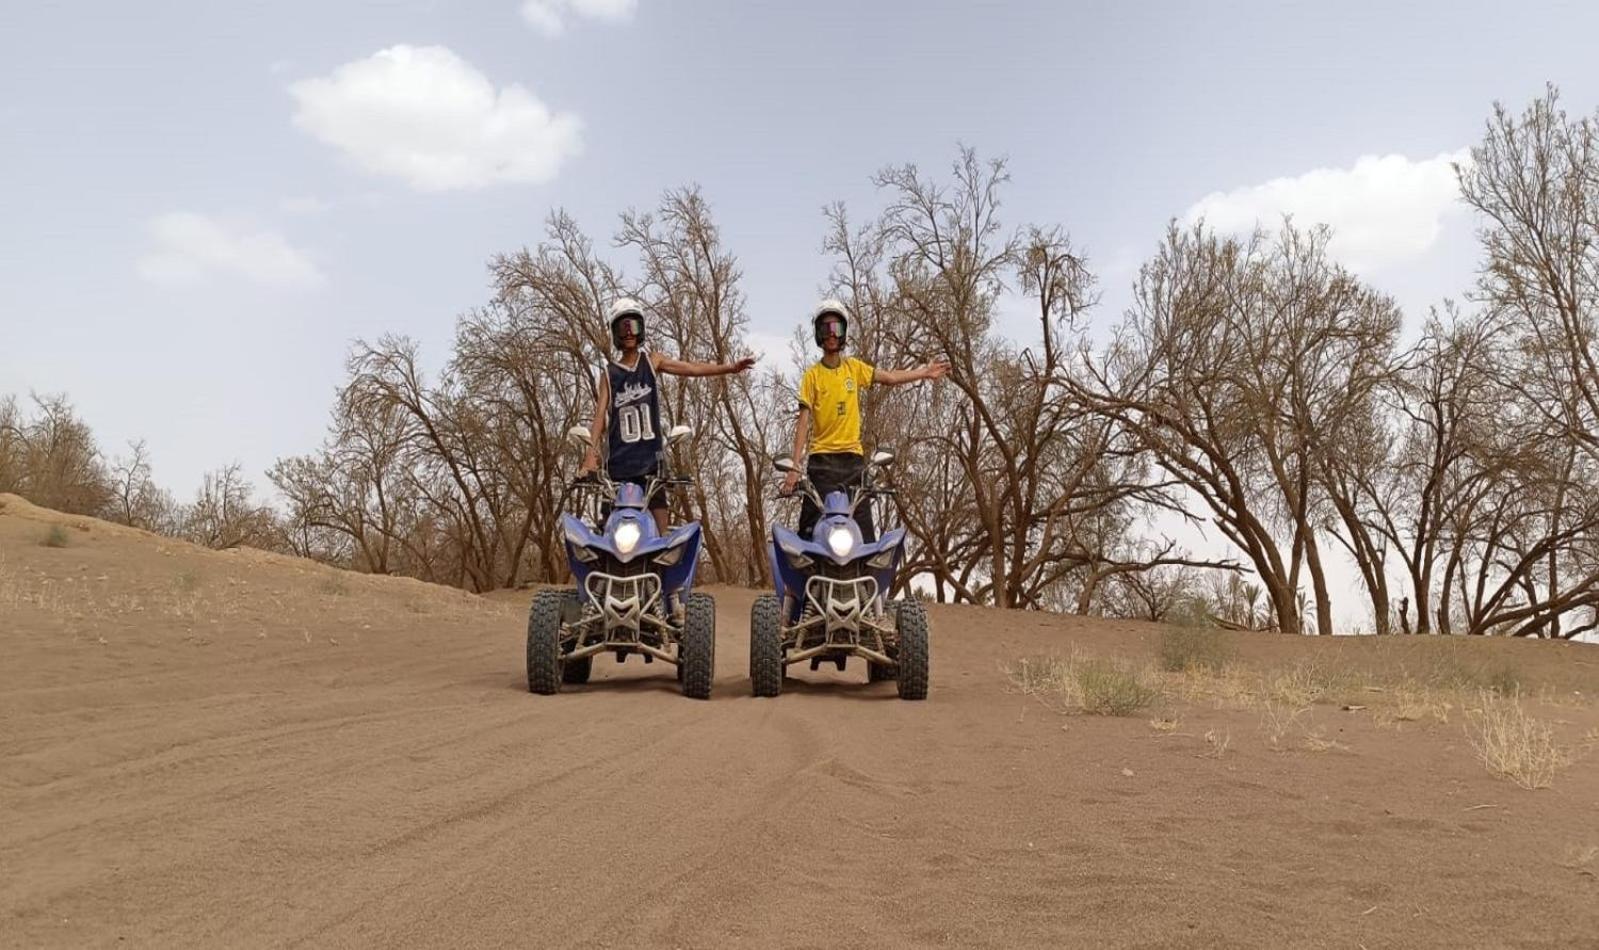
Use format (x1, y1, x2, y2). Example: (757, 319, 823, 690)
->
(893, 597, 930, 701)
(749, 593, 784, 697)
(527, 590, 566, 694)
(678, 592, 716, 699)
(868, 603, 901, 683)
(556, 590, 592, 685)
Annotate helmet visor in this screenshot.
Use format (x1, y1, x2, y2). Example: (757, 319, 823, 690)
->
(816, 313, 846, 342)
(613, 314, 643, 341)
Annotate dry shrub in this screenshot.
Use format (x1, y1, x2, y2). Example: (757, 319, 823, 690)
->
(41, 524, 70, 548)
(1008, 653, 1162, 717)
(1466, 691, 1572, 789)
(1260, 700, 1310, 748)
(1265, 656, 1360, 707)
(1373, 683, 1456, 727)
(1156, 625, 1233, 673)
(1078, 659, 1163, 716)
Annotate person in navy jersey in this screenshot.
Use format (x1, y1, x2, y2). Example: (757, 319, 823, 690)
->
(579, 298, 757, 533)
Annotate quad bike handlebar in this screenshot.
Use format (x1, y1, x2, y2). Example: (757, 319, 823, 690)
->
(564, 467, 697, 530)
(771, 454, 897, 528)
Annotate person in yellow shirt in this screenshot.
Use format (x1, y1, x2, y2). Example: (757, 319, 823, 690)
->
(780, 299, 950, 540)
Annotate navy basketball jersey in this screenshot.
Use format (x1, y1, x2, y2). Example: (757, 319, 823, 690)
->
(605, 351, 663, 480)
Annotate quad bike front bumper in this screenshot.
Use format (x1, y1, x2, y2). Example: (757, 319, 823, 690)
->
(782, 576, 895, 668)
(569, 572, 682, 665)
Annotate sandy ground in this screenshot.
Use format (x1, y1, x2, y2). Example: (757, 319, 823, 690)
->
(3, 492, 1598, 949)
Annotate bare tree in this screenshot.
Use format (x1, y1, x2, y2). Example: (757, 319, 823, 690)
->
(617, 187, 770, 584)
(108, 439, 179, 533)
(1459, 86, 1599, 468)
(182, 463, 275, 550)
(821, 149, 1223, 610)
(1071, 222, 1401, 634)
(0, 393, 113, 516)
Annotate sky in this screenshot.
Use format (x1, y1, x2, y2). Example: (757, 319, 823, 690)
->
(4, 0, 1598, 627)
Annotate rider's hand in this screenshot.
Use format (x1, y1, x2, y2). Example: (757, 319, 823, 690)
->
(779, 470, 801, 496)
(577, 451, 598, 479)
(728, 355, 758, 374)
(924, 358, 952, 381)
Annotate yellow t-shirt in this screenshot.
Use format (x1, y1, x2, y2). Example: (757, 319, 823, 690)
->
(799, 357, 875, 455)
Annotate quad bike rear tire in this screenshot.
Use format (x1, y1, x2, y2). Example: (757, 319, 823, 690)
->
(749, 593, 784, 697)
(527, 590, 566, 694)
(893, 597, 930, 701)
(678, 592, 716, 700)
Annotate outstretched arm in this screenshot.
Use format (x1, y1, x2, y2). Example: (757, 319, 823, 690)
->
(654, 353, 758, 377)
(875, 358, 951, 386)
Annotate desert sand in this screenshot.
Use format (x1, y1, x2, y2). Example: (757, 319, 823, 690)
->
(3, 493, 1597, 949)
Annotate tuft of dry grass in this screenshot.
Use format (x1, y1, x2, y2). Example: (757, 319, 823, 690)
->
(1008, 653, 1163, 717)
(0, 552, 18, 609)
(1203, 729, 1231, 758)
(1265, 656, 1363, 708)
(1302, 725, 1349, 753)
(1562, 845, 1598, 878)
(41, 524, 70, 548)
(317, 572, 351, 597)
(1372, 683, 1456, 728)
(1260, 700, 1310, 749)
(1465, 690, 1572, 790)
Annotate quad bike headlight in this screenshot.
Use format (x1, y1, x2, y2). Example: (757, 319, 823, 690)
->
(827, 525, 855, 559)
(866, 548, 896, 570)
(614, 519, 642, 556)
(571, 544, 600, 563)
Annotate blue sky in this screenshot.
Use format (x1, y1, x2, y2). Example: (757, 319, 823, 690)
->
(3, 1, 1598, 625)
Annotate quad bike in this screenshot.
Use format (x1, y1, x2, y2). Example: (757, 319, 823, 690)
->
(748, 450, 929, 700)
(526, 424, 715, 699)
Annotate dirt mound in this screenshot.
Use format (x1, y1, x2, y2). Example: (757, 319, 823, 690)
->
(3, 495, 1597, 948)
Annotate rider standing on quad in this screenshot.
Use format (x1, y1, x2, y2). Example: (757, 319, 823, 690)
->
(579, 298, 757, 533)
(780, 299, 950, 540)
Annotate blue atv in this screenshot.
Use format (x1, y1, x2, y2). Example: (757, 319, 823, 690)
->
(526, 425, 715, 699)
(749, 451, 929, 700)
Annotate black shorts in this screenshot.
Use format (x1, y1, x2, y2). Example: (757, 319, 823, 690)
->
(798, 452, 875, 542)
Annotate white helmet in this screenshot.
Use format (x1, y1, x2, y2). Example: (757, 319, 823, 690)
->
(812, 299, 849, 347)
(608, 297, 645, 348)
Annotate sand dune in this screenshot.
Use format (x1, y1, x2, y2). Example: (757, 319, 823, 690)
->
(3, 493, 1597, 948)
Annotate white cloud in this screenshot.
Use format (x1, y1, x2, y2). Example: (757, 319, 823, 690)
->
(520, 0, 637, 36)
(136, 213, 324, 290)
(288, 45, 582, 192)
(1183, 149, 1472, 274)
